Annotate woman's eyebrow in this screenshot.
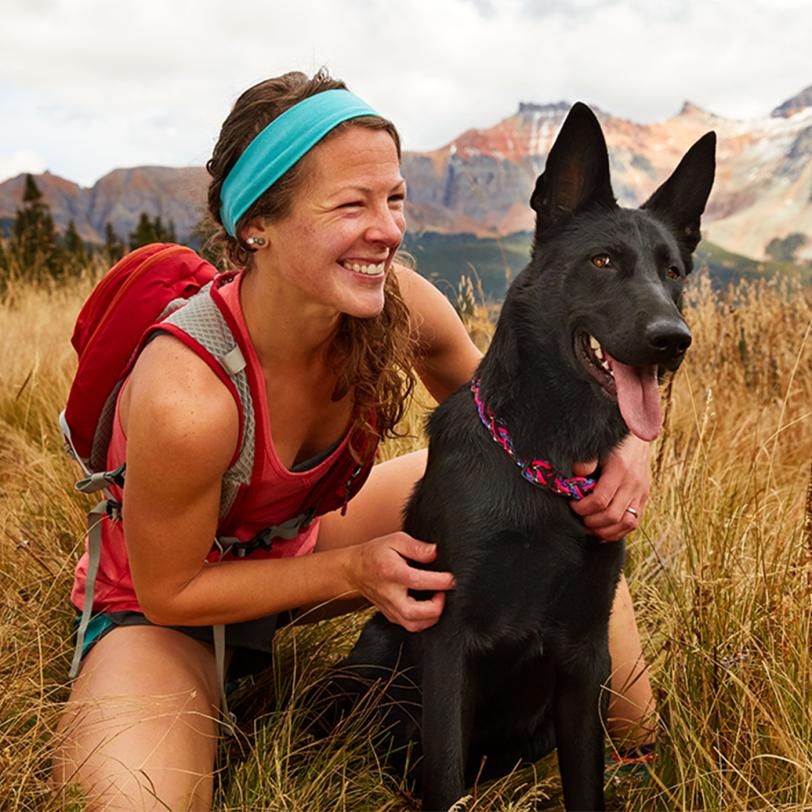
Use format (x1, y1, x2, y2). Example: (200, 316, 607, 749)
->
(326, 179, 407, 197)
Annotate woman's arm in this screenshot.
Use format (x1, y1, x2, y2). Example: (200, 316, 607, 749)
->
(121, 336, 453, 633)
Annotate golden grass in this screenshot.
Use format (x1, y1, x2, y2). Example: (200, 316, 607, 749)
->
(0, 267, 810, 810)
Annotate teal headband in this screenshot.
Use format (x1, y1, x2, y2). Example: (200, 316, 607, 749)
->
(219, 89, 381, 237)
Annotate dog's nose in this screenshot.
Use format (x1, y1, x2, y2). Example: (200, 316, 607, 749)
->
(645, 319, 692, 360)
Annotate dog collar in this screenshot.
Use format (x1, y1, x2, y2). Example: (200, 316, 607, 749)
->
(470, 376, 596, 501)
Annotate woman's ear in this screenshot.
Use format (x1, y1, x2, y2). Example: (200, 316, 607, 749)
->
(240, 217, 271, 250)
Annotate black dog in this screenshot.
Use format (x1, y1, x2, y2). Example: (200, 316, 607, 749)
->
(333, 103, 715, 811)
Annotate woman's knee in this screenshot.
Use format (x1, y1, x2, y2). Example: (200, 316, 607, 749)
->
(52, 625, 222, 810)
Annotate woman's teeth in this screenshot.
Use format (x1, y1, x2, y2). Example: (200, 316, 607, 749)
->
(341, 260, 385, 275)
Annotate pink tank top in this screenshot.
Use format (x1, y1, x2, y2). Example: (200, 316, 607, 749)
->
(71, 274, 358, 614)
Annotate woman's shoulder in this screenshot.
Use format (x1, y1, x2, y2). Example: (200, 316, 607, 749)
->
(392, 262, 483, 402)
(121, 333, 240, 474)
(393, 263, 452, 327)
(392, 262, 471, 346)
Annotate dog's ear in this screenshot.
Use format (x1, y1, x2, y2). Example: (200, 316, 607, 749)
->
(641, 131, 716, 254)
(530, 102, 616, 234)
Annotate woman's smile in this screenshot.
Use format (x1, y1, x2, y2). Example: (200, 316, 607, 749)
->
(339, 259, 387, 277)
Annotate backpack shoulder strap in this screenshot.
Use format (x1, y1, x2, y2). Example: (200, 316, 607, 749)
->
(153, 282, 256, 521)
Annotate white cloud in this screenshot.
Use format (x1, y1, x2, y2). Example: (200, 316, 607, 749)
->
(0, 0, 810, 184)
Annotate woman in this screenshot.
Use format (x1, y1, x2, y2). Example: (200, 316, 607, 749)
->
(53, 70, 654, 810)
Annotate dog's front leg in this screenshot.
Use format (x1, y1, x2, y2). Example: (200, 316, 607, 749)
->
(553, 665, 607, 811)
(420, 623, 472, 812)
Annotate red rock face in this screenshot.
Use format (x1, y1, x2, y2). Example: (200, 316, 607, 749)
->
(409, 96, 812, 260)
(2, 89, 811, 261)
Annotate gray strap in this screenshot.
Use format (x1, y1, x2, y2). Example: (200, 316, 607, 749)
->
(162, 289, 255, 521)
(69, 501, 107, 679)
(216, 512, 308, 559)
(263, 513, 310, 539)
(213, 624, 237, 736)
(59, 408, 91, 475)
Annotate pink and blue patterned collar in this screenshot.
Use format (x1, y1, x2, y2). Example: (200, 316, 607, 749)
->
(471, 376, 596, 501)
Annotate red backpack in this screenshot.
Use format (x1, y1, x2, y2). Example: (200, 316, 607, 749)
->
(62, 243, 216, 473)
(62, 243, 376, 697)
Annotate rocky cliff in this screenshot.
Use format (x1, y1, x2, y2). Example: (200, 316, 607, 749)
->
(2, 84, 811, 261)
(0, 166, 208, 244)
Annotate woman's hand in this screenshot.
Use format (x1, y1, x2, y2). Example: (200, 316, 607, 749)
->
(345, 532, 456, 632)
(569, 435, 651, 542)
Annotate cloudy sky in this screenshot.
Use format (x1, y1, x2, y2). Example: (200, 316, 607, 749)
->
(1, 0, 809, 187)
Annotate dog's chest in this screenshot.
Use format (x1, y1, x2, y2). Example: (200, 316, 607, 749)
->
(451, 527, 624, 654)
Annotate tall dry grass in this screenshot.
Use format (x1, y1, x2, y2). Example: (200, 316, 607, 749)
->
(0, 267, 810, 810)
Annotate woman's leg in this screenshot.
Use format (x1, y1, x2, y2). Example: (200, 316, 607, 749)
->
(52, 625, 222, 811)
(317, 449, 428, 552)
(607, 574, 657, 749)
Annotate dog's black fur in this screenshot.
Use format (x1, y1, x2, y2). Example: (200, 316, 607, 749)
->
(332, 104, 716, 811)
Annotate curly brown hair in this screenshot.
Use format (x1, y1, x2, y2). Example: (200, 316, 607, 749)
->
(206, 70, 418, 458)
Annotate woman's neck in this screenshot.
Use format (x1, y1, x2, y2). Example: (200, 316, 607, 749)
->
(239, 266, 341, 370)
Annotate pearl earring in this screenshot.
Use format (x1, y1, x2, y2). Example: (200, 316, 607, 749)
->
(246, 236, 266, 247)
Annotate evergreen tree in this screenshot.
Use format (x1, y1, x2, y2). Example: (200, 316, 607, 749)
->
(63, 219, 86, 261)
(128, 212, 156, 250)
(60, 219, 88, 275)
(128, 212, 177, 250)
(11, 174, 63, 278)
(104, 222, 126, 263)
(190, 214, 223, 268)
(153, 215, 176, 243)
(0, 238, 10, 286)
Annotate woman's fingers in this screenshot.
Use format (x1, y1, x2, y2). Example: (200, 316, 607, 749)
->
(585, 485, 646, 540)
(569, 435, 651, 541)
(582, 484, 638, 527)
(390, 534, 441, 564)
(353, 532, 455, 631)
(388, 592, 447, 633)
(571, 458, 598, 478)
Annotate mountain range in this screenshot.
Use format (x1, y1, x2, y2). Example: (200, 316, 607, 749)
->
(2, 84, 811, 265)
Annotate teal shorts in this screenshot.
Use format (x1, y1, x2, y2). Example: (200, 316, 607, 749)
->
(74, 610, 285, 679)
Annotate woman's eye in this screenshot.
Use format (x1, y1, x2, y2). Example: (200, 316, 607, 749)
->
(666, 266, 681, 280)
(337, 201, 363, 210)
(388, 194, 405, 205)
(591, 254, 612, 269)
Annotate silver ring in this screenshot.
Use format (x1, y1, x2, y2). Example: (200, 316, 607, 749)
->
(625, 506, 639, 518)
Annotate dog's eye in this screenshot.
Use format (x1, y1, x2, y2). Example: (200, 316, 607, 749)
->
(666, 266, 681, 280)
(591, 254, 612, 269)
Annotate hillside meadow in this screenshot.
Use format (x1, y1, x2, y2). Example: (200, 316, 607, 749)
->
(0, 261, 810, 811)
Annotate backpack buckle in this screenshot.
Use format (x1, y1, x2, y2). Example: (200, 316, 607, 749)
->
(340, 464, 364, 516)
(105, 498, 122, 521)
(75, 463, 126, 494)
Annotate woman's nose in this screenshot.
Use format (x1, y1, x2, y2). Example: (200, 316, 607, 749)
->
(366, 205, 405, 246)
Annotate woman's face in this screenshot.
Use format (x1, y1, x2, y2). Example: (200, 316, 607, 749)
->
(255, 125, 406, 319)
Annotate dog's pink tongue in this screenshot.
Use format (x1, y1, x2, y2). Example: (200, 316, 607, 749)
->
(605, 354, 662, 441)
